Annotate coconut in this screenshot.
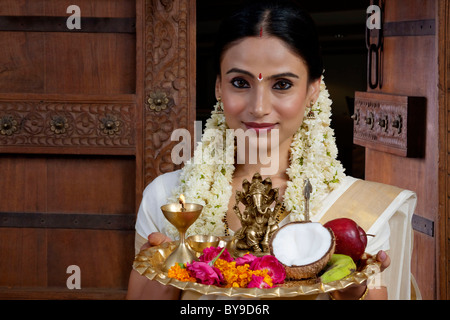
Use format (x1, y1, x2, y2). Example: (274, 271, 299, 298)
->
(269, 222, 335, 280)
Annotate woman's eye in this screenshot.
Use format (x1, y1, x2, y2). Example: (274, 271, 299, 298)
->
(273, 80, 292, 90)
(231, 78, 250, 88)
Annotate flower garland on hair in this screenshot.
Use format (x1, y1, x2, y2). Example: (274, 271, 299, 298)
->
(166, 77, 345, 239)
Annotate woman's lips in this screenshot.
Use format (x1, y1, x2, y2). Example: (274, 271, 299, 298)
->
(243, 122, 277, 133)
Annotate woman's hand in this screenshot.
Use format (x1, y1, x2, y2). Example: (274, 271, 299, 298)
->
(140, 232, 172, 251)
(127, 232, 179, 300)
(329, 250, 390, 300)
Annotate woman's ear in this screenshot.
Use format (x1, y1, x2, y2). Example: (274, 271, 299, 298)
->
(307, 78, 321, 104)
(215, 75, 222, 100)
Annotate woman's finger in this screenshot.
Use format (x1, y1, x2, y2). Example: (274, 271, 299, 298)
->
(377, 250, 391, 272)
(148, 232, 172, 246)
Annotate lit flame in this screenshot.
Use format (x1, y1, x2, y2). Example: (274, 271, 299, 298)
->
(179, 194, 186, 211)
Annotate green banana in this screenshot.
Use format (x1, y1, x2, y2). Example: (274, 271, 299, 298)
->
(320, 254, 356, 284)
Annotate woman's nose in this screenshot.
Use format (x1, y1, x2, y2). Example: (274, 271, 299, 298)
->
(249, 86, 271, 118)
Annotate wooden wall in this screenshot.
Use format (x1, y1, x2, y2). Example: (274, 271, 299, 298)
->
(364, 0, 449, 299)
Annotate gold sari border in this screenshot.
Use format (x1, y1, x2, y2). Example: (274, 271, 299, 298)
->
(319, 180, 404, 231)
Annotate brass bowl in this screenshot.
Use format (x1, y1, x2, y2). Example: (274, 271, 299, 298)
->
(218, 236, 236, 253)
(187, 235, 220, 253)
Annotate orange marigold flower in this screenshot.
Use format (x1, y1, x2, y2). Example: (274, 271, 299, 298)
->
(168, 263, 196, 282)
(214, 259, 266, 288)
(168, 257, 277, 289)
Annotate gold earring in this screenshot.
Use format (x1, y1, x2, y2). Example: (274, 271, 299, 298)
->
(306, 100, 315, 119)
(216, 98, 224, 114)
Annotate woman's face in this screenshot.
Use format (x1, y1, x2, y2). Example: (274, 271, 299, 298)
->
(216, 36, 320, 153)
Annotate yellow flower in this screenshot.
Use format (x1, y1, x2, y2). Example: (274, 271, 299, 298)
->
(168, 258, 274, 289)
(214, 259, 273, 288)
(168, 263, 196, 282)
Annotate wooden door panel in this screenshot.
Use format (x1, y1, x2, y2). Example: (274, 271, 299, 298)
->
(363, 0, 439, 299)
(0, 155, 136, 296)
(0, 228, 48, 287)
(0, 156, 47, 212)
(0, 0, 139, 299)
(0, 0, 197, 299)
(0, 32, 45, 93)
(44, 33, 136, 95)
(46, 229, 134, 289)
(0, 156, 135, 214)
(42, 0, 137, 18)
(0, 32, 136, 95)
(0, 228, 134, 293)
(45, 156, 136, 214)
(0, 0, 136, 17)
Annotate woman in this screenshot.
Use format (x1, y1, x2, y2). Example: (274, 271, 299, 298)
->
(127, 0, 417, 300)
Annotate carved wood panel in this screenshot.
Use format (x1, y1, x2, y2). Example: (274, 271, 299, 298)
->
(143, 0, 196, 185)
(353, 91, 426, 158)
(0, 101, 135, 150)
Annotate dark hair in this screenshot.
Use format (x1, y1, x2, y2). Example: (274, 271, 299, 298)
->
(214, 0, 323, 82)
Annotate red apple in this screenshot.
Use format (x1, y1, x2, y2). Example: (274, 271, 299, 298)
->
(323, 218, 367, 262)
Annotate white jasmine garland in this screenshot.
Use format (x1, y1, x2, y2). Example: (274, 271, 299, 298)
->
(166, 78, 345, 239)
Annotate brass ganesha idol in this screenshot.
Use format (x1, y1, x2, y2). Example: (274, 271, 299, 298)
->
(233, 172, 283, 256)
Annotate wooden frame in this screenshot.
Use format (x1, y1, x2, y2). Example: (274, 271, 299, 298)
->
(437, 0, 450, 301)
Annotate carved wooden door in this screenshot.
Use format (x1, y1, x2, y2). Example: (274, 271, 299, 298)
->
(0, 0, 196, 299)
(355, 0, 446, 299)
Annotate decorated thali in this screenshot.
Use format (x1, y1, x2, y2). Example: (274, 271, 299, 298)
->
(133, 241, 381, 299)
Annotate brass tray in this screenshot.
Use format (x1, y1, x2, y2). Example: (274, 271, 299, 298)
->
(133, 241, 381, 299)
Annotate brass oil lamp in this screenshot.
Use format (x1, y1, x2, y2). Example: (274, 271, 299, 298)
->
(160, 195, 203, 272)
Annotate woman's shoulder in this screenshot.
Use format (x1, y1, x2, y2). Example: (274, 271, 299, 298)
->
(142, 170, 182, 195)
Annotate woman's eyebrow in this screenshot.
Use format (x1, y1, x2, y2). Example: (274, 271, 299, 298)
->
(226, 68, 255, 78)
(226, 68, 299, 80)
(268, 72, 300, 79)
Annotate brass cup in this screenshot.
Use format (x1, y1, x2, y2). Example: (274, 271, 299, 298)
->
(160, 203, 203, 272)
(218, 236, 236, 255)
(187, 235, 220, 254)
